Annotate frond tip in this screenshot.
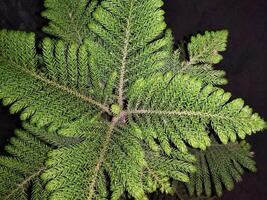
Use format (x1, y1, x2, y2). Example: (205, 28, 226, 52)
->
(187, 140, 257, 197)
(168, 30, 229, 86)
(42, 0, 98, 43)
(170, 49, 228, 85)
(188, 30, 229, 64)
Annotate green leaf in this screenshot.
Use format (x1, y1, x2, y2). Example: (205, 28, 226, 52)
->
(0, 127, 50, 200)
(187, 139, 256, 197)
(127, 73, 266, 151)
(42, 0, 98, 43)
(0, 1, 265, 199)
(167, 30, 229, 86)
(0, 122, 82, 200)
(188, 30, 229, 64)
(42, 118, 196, 200)
(86, 0, 173, 107)
(0, 30, 111, 132)
(169, 49, 228, 85)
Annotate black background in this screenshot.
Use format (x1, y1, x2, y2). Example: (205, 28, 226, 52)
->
(0, 0, 267, 199)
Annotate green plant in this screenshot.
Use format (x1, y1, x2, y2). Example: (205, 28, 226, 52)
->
(0, 0, 266, 200)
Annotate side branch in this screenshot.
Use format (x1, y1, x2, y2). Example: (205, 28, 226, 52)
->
(18, 66, 111, 115)
(125, 109, 232, 121)
(117, 1, 134, 107)
(87, 117, 119, 199)
(4, 168, 45, 200)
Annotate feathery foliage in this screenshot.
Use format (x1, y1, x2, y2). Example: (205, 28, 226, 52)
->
(0, 125, 50, 200)
(42, 115, 196, 200)
(168, 30, 228, 85)
(186, 138, 256, 197)
(86, 0, 173, 106)
(0, 0, 266, 199)
(0, 123, 82, 200)
(128, 73, 265, 151)
(42, 0, 98, 43)
(0, 30, 107, 133)
(188, 30, 228, 64)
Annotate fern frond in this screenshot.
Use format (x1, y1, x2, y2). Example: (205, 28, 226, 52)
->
(127, 73, 266, 151)
(0, 128, 50, 199)
(186, 139, 256, 197)
(0, 1, 265, 199)
(170, 49, 227, 85)
(143, 148, 196, 195)
(0, 121, 83, 200)
(168, 30, 229, 85)
(0, 30, 111, 132)
(188, 30, 228, 64)
(42, 117, 147, 200)
(22, 123, 84, 148)
(42, 0, 98, 43)
(86, 0, 173, 107)
(42, 116, 196, 200)
(0, 30, 37, 69)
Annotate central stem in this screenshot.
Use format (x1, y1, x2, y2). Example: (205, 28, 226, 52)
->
(117, 0, 134, 108)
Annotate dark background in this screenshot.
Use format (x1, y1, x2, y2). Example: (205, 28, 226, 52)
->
(0, 0, 266, 199)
